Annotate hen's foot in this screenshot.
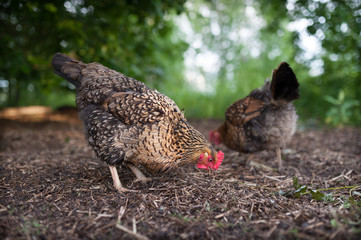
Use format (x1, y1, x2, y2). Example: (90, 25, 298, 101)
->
(127, 164, 152, 183)
(115, 186, 138, 193)
(108, 165, 138, 193)
(134, 177, 152, 183)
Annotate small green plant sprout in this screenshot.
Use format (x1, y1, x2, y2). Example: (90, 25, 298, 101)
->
(279, 177, 359, 202)
(292, 177, 325, 200)
(324, 90, 360, 126)
(278, 177, 320, 199)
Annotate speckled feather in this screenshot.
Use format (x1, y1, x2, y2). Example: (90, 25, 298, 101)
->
(217, 62, 299, 153)
(52, 53, 216, 173)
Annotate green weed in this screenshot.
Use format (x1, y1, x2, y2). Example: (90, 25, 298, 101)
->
(324, 90, 360, 126)
(288, 228, 299, 234)
(21, 219, 45, 236)
(280, 177, 359, 203)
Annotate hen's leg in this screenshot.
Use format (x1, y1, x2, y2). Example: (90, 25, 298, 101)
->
(245, 153, 254, 165)
(276, 148, 283, 171)
(108, 165, 135, 193)
(126, 164, 152, 183)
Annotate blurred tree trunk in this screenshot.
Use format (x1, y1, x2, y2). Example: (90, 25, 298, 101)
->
(8, 79, 20, 106)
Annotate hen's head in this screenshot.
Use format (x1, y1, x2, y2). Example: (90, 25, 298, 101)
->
(197, 150, 224, 170)
(209, 130, 222, 145)
(175, 119, 224, 170)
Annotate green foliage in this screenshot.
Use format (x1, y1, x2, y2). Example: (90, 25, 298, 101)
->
(282, 176, 327, 200)
(176, 0, 361, 125)
(21, 219, 45, 236)
(292, 176, 311, 198)
(180, 0, 299, 118)
(280, 177, 361, 208)
(0, 0, 187, 108)
(279, 177, 326, 200)
(324, 90, 360, 126)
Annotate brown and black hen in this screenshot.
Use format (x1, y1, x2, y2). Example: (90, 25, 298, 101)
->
(52, 53, 223, 192)
(210, 62, 299, 170)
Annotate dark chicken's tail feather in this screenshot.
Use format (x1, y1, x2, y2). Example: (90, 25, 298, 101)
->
(270, 62, 299, 102)
(51, 53, 84, 88)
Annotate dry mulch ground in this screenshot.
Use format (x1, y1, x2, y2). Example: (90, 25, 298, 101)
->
(0, 109, 360, 239)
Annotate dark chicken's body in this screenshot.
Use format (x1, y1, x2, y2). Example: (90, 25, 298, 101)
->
(211, 62, 299, 170)
(52, 53, 223, 192)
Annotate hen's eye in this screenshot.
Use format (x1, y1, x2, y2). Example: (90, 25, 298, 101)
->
(208, 158, 213, 162)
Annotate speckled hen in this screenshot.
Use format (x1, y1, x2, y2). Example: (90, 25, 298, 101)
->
(210, 62, 299, 170)
(52, 53, 223, 192)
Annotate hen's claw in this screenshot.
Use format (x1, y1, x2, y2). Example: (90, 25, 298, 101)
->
(116, 186, 138, 193)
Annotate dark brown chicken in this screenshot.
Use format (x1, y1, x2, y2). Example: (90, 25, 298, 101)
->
(52, 53, 223, 192)
(210, 62, 299, 170)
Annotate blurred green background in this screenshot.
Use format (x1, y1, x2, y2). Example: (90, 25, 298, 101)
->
(1, 0, 360, 127)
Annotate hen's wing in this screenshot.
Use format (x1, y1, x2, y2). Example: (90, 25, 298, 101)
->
(224, 95, 267, 152)
(101, 90, 183, 126)
(73, 64, 150, 109)
(225, 96, 265, 125)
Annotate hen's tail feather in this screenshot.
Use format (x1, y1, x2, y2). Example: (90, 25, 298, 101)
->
(51, 53, 83, 88)
(270, 62, 299, 102)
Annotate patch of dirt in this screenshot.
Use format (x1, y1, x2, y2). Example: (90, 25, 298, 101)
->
(0, 110, 360, 239)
